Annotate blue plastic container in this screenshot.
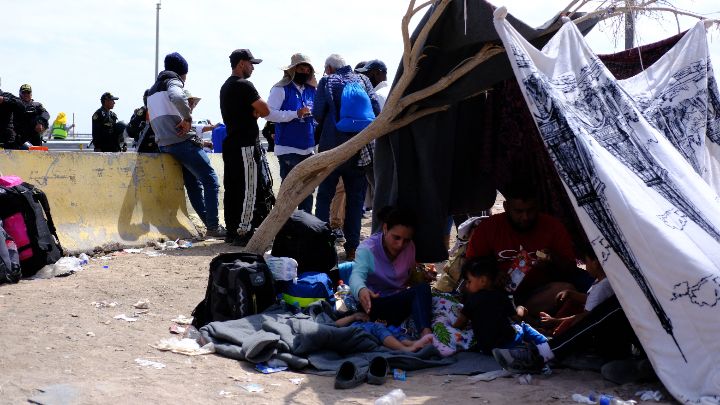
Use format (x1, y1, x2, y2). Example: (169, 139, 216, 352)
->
(211, 124, 227, 153)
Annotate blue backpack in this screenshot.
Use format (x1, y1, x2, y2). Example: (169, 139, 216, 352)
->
(335, 82, 375, 133)
(280, 272, 334, 308)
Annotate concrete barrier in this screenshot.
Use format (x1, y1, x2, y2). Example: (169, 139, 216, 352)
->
(0, 150, 198, 253)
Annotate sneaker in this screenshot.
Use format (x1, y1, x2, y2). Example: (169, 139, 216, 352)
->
(232, 231, 254, 247)
(492, 344, 545, 374)
(366, 356, 389, 385)
(331, 228, 346, 245)
(205, 225, 226, 238)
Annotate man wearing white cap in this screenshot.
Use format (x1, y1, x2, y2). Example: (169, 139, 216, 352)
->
(266, 53, 317, 213)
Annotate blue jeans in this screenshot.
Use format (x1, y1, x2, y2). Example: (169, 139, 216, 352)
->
(315, 160, 366, 250)
(370, 283, 433, 331)
(354, 321, 410, 342)
(160, 139, 220, 228)
(278, 153, 313, 213)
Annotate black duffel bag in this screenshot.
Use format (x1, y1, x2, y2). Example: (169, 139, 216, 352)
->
(271, 210, 338, 278)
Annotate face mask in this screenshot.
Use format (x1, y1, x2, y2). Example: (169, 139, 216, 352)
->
(293, 72, 310, 84)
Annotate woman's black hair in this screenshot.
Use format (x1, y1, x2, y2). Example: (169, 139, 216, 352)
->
(376, 205, 416, 230)
(461, 256, 500, 281)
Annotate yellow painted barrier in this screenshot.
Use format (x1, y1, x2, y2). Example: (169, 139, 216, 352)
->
(0, 150, 198, 253)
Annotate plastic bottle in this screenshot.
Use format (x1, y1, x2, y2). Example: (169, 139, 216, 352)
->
(571, 393, 594, 404)
(336, 280, 350, 295)
(588, 393, 636, 405)
(78, 253, 90, 265)
(375, 389, 406, 405)
(336, 280, 358, 312)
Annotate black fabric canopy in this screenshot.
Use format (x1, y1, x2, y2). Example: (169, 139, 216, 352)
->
(373, 0, 683, 262)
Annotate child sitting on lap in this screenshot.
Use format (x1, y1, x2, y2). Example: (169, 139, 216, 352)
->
(453, 256, 554, 373)
(335, 312, 434, 353)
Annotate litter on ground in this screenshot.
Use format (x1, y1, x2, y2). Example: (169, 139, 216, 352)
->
(135, 358, 166, 369)
(171, 315, 193, 325)
(151, 338, 214, 356)
(113, 314, 138, 322)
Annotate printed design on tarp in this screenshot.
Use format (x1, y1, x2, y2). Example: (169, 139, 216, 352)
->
(706, 61, 720, 145)
(633, 59, 720, 178)
(659, 209, 688, 231)
(671, 275, 720, 307)
(512, 45, 687, 361)
(589, 236, 612, 264)
(634, 60, 707, 173)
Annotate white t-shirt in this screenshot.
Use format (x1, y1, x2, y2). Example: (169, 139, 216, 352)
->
(584, 278, 614, 312)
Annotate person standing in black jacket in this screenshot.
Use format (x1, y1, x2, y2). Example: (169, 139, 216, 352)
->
(12, 84, 50, 148)
(0, 87, 21, 149)
(92, 92, 126, 152)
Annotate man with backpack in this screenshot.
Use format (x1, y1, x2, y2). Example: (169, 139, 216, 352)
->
(312, 54, 381, 260)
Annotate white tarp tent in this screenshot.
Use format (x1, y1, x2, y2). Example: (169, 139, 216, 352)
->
(495, 9, 720, 403)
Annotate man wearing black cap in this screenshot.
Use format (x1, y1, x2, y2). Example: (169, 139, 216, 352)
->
(356, 59, 389, 108)
(11, 84, 50, 149)
(92, 92, 125, 152)
(355, 59, 389, 213)
(147, 51, 225, 239)
(220, 48, 273, 245)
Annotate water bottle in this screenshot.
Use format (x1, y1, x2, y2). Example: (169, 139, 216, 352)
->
(375, 388, 406, 405)
(588, 392, 636, 405)
(78, 253, 90, 266)
(335, 280, 358, 313)
(336, 280, 351, 296)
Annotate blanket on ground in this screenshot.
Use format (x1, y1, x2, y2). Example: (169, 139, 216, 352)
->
(199, 301, 454, 374)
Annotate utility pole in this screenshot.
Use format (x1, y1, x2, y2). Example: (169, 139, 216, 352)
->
(154, 1, 161, 78)
(624, 1, 635, 49)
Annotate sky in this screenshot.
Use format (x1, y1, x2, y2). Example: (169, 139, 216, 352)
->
(1, 0, 718, 134)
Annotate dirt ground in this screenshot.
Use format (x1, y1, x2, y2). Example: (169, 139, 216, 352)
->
(0, 152, 673, 404)
(0, 237, 675, 405)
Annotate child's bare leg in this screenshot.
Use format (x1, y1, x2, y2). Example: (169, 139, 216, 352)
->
(383, 336, 414, 352)
(406, 334, 434, 352)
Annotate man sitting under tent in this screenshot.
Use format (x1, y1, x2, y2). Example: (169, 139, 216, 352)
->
(465, 182, 593, 316)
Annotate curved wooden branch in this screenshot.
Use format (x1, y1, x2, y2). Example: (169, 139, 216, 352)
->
(397, 44, 504, 111)
(398, 0, 452, 97)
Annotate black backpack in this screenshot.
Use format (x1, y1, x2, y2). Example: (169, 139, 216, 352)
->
(191, 252, 276, 329)
(0, 181, 63, 277)
(271, 210, 338, 279)
(0, 219, 22, 284)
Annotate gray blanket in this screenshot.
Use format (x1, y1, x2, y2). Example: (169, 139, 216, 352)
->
(200, 302, 453, 374)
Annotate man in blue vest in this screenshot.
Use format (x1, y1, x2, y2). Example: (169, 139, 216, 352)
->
(266, 53, 317, 213)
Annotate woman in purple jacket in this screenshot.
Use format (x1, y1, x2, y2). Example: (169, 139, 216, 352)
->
(349, 206, 433, 337)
